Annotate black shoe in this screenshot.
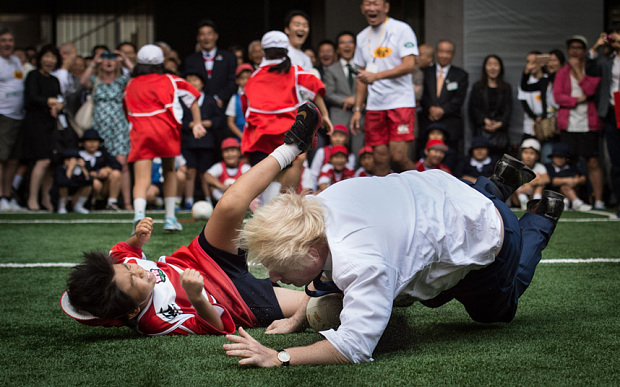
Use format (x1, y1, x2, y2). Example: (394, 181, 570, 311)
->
(283, 101, 322, 153)
(527, 190, 565, 225)
(489, 154, 536, 202)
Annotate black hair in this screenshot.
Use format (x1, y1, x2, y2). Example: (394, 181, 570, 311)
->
(0, 27, 12, 36)
(549, 49, 566, 66)
(528, 50, 542, 56)
(479, 54, 508, 92)
(184, 71, 206, 85)
(91, 44, 109, 57)
(131, 63, 166, 78)
(284, 10, 310, 28)
(318, 39, 336, 50)
(336, 31, 356, 46)
(36, 44, 62, 71)
(197, 19, 218, 34)
(67, 251, 138, 321)
(116, 41, 137, 52)
(264, 48, 292, 74)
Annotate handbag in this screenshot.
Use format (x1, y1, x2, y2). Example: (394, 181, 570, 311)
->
(533, 116, 558, 142)
(73, 78, 99, 131)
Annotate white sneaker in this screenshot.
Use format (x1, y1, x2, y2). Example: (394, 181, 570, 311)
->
(163, 216, 183, 231)
(8, 198, 23, 211)
(593, 201, 605, 211)
(572, 200, 592, 211)
(74, 205, 90, 214)
(0, 198, 10, 211)
(58, 207, 68, 214)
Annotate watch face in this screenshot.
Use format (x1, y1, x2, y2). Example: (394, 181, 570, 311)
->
(278, 351, 291, 363)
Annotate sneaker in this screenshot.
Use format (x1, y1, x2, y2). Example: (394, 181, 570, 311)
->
(163, 216, 183, 231)
(106, 203, 120, 211)
(0, 198, 10, 211)
(58, 207, 68, 214)
(572, 199, 592, 212)
(283, 101, 322, 153)
(593, 201, 605, 211)
(8, 198, 23, 211)
(183, 202, 193, 211)
(74, 205, 90, 214)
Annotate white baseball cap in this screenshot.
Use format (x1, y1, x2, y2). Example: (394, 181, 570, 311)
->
(521, 138, 541, 152)
(261, 31, 289, 50)
(137, 44, 164, 65)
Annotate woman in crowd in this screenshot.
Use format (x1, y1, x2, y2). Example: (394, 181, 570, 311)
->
(80, 49, 134, 210)
(22, 44, 64, 211)
(468, 54, 513, 158)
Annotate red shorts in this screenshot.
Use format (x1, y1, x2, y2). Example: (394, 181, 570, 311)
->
(364, 107, 415, 146)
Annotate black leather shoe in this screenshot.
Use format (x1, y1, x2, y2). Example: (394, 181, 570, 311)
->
(489, 154, 536, 202)
(527, 190, 565, 225)
(283, 101, 322, 153)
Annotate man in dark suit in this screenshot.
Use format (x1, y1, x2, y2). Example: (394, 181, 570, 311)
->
(323, 31, 364, 156)
(184, 20, 237, 112)
(420, 40, 468, 156)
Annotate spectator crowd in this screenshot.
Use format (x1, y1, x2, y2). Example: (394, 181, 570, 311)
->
(1, 4, 619, 220)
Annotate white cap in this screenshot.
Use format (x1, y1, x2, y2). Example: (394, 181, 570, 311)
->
(521, 138, 541, 152)
(261, 31, 289, 50)
(137, 44, 164, 65)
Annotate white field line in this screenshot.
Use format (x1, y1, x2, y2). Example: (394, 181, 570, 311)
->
(2, 258, 620, 268)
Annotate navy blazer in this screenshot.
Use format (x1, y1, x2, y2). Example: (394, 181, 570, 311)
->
(183, 48, 237, 109)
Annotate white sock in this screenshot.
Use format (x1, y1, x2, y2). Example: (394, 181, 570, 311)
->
(164, 197, 176, 219)
(595, 200, 604, 207)
(58, 197, 67, 210)
(134, 198, 147, 220)
(270, 143, 301, 170)
(518, 193, 528, 203)
(533, 193, 542, 200)
(75, 196, 89, 209)
(261, 181, 282, 205)
(107, 198, 117, 205)
(185, 196, 194, 206)
(12, 174, 22, 190)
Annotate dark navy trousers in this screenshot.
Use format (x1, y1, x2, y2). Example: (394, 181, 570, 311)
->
(421, 176, 556, 323)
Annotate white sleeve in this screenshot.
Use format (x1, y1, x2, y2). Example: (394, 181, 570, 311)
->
(320, 241, 397, 363)
(317, 163, 332, 186)
(347, 154, 356, 170)
(241, 164, 252, 174)
(396, 22, 419, 58)
(309, 148, 326, 190)
(207, 162, 224, 178)
(225, 96, 236, 117)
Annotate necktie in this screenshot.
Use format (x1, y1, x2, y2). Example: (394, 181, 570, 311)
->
(436, 69, 444, 97)
(346, 63, 355, 90)
(203, 54, 214, 79)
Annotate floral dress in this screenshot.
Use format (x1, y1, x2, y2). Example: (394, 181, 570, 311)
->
(91, 74, 130, 156)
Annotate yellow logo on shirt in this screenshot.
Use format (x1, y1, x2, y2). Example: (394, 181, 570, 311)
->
(373, 47, 392, 58)
(14, 70, 23, 80)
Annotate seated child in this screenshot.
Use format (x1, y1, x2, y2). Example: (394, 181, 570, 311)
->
(225, 63, 254, 140)
(455, 136, 496, 183)
(182, 72, 223, 210)
(514, 138, 550, 210)
(545, 143, 591, 211)
(414, 139, 452, 174)
(205, 138, 251, 202)
(306, 124, 356, 191)
(316, 145, 355, 194)
(54, 148, 92, 214)
(354, 146, 375, 178)
(420, 123, 458, 171)
(79, 129, 122, 211)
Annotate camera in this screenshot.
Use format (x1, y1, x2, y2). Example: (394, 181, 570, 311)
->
(605, 34, 615, 44)
(101, 51, 118, 59)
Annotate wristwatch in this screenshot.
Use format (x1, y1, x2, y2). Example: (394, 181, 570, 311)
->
(352, 107, 362, 112)
(277, 349, 291, 366)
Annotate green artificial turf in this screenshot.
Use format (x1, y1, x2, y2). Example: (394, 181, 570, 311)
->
(0, 211, 618, 386)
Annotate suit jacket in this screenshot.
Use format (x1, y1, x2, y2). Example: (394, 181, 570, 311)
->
(323, 61, 357, 127)
(586, 48, 614, 118)
(420, 64, 469, 142)
(183, 48, 237, 109)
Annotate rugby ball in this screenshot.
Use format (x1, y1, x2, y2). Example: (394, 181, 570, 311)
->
(306, 293, 343, 332)
(192, 200, 213, 220)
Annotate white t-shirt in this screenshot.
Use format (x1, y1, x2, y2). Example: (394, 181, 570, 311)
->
(206, 162, 251, 200)
(567, 74, 589, 132)
(518, 74, 555, 136)
(225, 94, 238, 117)
(316, 170, 502, 363)
(0, 55, 25, 119)
(287, 45, 313, 71)
(353, 17, 418, 110)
